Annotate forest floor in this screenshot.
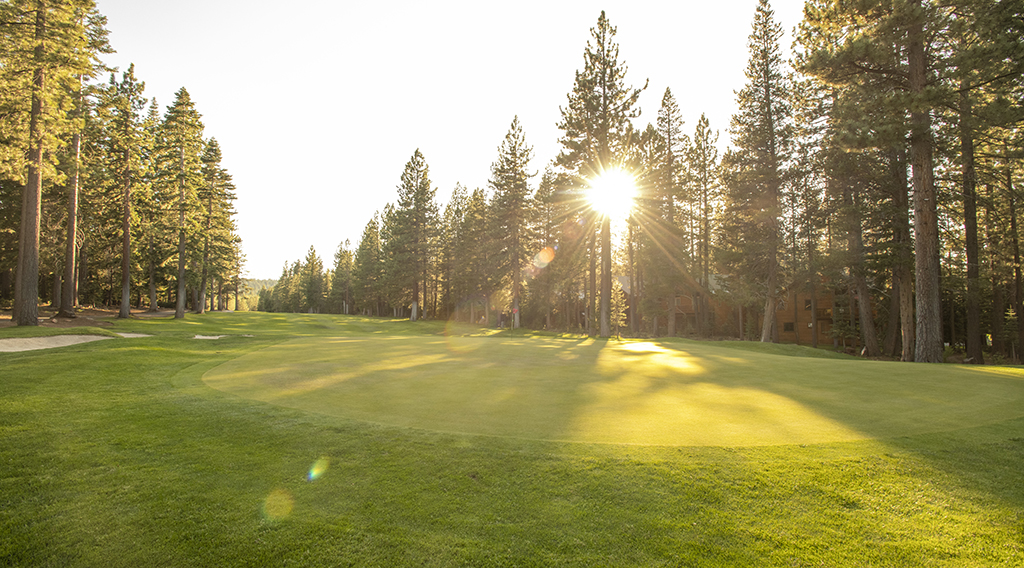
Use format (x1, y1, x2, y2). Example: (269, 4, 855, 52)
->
(0, 306, 176, 329)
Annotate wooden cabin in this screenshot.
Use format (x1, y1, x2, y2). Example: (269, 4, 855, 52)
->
(772, 290, 837, 346)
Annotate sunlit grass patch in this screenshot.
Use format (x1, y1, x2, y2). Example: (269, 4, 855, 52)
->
(203, 329, 1024, 446)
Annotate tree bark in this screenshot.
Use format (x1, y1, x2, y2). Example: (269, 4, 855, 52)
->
(600, 216, 611, 337)
(760, 273, 777, 342)
(628, 222, 636, 335)
(908, 0, 942, 362)
(13, 5, 46, 326)
(987, 184, 1005, 356)
(959, 86, 983, 363)
(119, 152, 132, 319)
(588, 230, 596, 336)
(883, 273, 900, 356)
(890, 146, 916, 361)
(58, 110, 81, 318)
(1009, 169, 1023, 363)
(849, 188, 880, 356)
(175, 147, 187, 319)
(147, 236, 158, 310)
(198, 190, 212, 315)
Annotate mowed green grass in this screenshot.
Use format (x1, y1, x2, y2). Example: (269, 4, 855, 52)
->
(204, 333, 1024, 446)
(2, 312, 1023, 567)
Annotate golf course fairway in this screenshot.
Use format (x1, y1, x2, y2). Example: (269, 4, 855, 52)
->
(203, 334, 1024, 446)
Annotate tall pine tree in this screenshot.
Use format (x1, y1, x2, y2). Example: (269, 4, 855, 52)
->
(556, 11, 645, 337)
(725, 0, 793, 343)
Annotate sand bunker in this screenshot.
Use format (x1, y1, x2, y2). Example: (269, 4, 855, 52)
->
(0, 332, 151, 353)
(0, 335, 113, 352)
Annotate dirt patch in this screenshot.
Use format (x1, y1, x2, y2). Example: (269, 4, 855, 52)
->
(0, 307, 174, 329)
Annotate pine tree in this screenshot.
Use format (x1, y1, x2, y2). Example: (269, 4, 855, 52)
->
(301, 245, 324, 313)
(97, 64, 148, 318)
(391, 150, 437, 321)
(687, 113, 720, 335)
(328, 240, 353, 314)
(352, 215, 382, 316)
(439, 184, 468, 319)
(156, 87, 204, 318)
(529, 168, 565, 330)
(196, 138, 237, 313)
(655, 88, 687, 336)
(557, 11, 646, 337)
(460, 188, 493, 324)
(610, 276, 627, 339)
(489, 116, 534, 329)
(2, 0, 109, 325)
(726, 0, 793, 343)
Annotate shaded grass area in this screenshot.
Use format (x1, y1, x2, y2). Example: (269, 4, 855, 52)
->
(2, 312, 1023, 566)
(695, 337, 857, 359)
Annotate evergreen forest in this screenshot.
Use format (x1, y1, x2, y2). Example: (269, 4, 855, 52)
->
(262, 1, 1024, 364)
(3, 1, 1024, 365)
(0, 0, 244, 322)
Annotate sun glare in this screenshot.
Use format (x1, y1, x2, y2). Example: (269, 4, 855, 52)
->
(588, 168, 638, 222)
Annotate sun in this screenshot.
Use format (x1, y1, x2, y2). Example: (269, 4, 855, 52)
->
(587, 168, 638, 223)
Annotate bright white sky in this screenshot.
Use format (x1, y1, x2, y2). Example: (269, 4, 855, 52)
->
(94, 0, 806, 279)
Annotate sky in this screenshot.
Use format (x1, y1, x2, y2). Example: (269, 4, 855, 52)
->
(94, 0, 807, 280)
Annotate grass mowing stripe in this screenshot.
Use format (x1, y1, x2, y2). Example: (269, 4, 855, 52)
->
(2, 312, 1023, 566)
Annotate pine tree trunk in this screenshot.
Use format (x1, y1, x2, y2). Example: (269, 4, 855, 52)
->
(883, 274, 900, 356)
(119, 162, 132, 319)
(810, 283, 818, 349)
(889, 145, 915, 361)
(77, 239, 88, 306)
(588, 230, 596, 336)
(51, 270, 60, 309)
(147, 237, 157, 311)
(987, 184, 1005, 356)
(849, 190, 879, 356)
(667, 294, 676, 337)
(628, 223, 636, 335)
(909, 0, 942, 362)
(760, 273, 776, 342)
(13, 6, 47, 326)
(960, 87, 983, 363)
(1009, 170, 1023, 362)
(175, 147, 187, 319)
(792, 289, 800, 345)
(59, 122, 81, 318)
(991, 279, 1005, 356)
(600, 216, 611, 337)
(198, 236, 209, 314)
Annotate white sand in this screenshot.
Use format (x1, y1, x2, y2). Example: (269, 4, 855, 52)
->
(0, 332, 151, 352)
(0, 335, 113, 352)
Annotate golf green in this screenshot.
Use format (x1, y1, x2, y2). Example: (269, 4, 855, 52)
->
(203, 334, 1024, 446)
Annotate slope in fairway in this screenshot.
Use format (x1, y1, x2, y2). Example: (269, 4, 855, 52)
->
(203, 335, 1024, 446)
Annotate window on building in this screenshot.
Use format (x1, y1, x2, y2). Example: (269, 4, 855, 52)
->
(804, 299, 812, 310)
(783, 322, 795, 332)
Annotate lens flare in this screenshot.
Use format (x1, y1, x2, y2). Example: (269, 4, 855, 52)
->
(307, 457, 329, 481)
(533, 247, 555, 269)
(262, 489, 294, 521)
